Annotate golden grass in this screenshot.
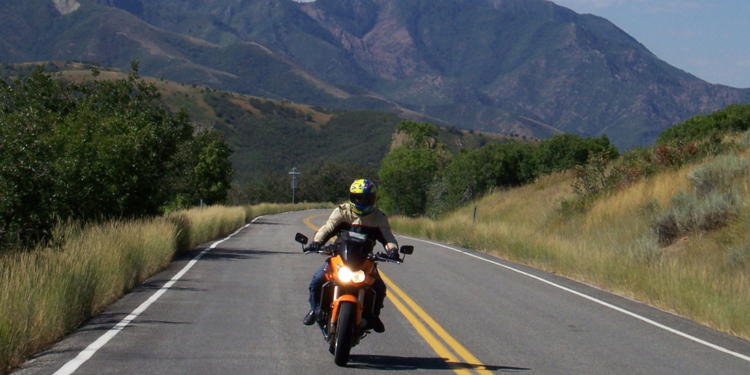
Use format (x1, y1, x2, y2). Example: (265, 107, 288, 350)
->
(0, 202, 331, 373)
(392, 153, 750, 341)
(0, 218, 177, 373)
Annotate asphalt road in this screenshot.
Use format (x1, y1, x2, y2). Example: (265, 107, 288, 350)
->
(14, 209, 750, 374)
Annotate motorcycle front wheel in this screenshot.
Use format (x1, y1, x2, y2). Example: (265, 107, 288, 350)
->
(333, 302, 356, 366)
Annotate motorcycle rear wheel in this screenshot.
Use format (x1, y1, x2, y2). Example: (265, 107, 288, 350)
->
(334, 302, 356, 366)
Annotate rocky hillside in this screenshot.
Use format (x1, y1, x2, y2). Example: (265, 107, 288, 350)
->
(2, 0, 749, 149)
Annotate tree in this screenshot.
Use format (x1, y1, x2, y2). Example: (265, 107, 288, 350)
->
(536, 134, 618, 174)
(193, 131, 234, 205)
(378, 147, 439, 217)
(434, 142, 538, 215)
(0, 64, 233, 247)
(395, 120, 441, 149)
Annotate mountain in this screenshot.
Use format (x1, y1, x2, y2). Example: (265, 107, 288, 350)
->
(2, 0, 749, 149)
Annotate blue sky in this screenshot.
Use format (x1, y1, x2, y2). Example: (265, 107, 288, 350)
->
(551, 0, 750, 88)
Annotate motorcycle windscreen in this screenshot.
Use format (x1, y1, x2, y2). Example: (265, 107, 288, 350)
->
(338, 232, 373, 268)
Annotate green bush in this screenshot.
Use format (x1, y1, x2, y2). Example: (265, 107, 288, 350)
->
(537, 134, 618, 174)
(657, 104, 750, 145)
(571, 152, 611, 197)
(653, 190, 739, 246)
(686, 154, 749, 197)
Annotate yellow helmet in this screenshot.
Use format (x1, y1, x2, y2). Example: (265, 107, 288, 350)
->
(349, 179, 377, 216)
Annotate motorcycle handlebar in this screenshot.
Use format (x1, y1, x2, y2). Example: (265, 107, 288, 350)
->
(303, 245, 334, 255)
(303, 246, 402, 264)
(372, 252, 403, 264)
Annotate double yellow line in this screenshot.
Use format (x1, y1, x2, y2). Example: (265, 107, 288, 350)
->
(303, 214, 491, 375)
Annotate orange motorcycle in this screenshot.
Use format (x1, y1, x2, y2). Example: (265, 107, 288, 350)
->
(295, 231, 413, 366)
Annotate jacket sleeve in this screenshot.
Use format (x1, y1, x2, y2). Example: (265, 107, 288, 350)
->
(378, 214, 399, 251)
(313, 207, 344, 244)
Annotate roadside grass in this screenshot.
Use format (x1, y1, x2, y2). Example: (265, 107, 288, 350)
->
(391, 151, 750, 340)
(0, 202, 330, 373)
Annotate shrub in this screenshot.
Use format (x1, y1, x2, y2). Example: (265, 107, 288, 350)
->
(686, 154, 749, 197)
(571, 152, 611, 197)
(654, 142, 698, 167)
(653, 190, 739, 246)
(737, 130, 750, 150)
(657, 104, 750, 145)
(628, 231, 662, 265)
(537, 134, 618, 174)
(726, 243, 750, 269)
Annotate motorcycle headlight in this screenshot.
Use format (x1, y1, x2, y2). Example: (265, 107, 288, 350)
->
(337, 266, 366, 283)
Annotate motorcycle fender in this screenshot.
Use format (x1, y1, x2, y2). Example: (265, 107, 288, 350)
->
(331, 295, 362, 326)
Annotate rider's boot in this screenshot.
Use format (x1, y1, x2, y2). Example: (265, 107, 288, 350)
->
(303, 310, 316, 326)
(370, 315, 385, 333)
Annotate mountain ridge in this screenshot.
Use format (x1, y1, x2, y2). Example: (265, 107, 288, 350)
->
(1, 0, 748, 149)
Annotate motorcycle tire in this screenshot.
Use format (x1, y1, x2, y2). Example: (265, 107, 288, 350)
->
(334, 302, 356, 366)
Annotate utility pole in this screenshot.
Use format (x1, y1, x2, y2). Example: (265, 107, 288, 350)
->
(289, 167, 300, 204)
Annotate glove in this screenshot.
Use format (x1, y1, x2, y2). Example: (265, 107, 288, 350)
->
(306, 242, 321, 252)
(386, 248, 400, 261)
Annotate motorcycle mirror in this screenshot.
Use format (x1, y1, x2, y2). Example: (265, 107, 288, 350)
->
(295, 233, 309, 245)
(400, 245, 414, 255)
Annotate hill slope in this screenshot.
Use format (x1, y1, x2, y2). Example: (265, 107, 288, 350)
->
(391, 125, 750, 341)
(1, 62, 508, 182)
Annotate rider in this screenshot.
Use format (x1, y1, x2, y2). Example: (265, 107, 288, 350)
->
(303, 179, 399, 333)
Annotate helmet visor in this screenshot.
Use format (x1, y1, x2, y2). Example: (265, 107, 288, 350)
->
(350, 193, 376, 207)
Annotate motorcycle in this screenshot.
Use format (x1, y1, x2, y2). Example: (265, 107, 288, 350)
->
(295, 231, 414, 366)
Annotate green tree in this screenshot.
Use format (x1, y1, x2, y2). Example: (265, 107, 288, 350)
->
(536, 134, 618, 174)
(433, 142, 538, 215)
(193, 131, 234, 205)
(378, 147, 439, 217)
(0, 64, 233, 247)
(396, 120, 440, 149)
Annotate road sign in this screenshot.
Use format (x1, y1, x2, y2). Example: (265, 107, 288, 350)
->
(289, 167, 300, 203)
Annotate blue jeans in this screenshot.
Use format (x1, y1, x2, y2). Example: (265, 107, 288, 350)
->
(308, 262, 386, 316)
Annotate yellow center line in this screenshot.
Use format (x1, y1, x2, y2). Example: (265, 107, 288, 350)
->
(303, 214, 490, 375)
(387, 291, 473, 375)
(304, 213, 329, 230)
(381, 273, 492, 375)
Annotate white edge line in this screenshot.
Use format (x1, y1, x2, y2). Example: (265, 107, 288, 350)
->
(399, 235, 750, 363)
(53, 217, 264, 375)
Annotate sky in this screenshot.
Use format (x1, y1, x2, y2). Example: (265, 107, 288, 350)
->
(550, 0, 750, 88)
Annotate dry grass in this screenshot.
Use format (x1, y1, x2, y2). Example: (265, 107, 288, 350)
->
(391, 151, 750, 340)
(0, 202, 330, 373)
(0, 218, 177, 373)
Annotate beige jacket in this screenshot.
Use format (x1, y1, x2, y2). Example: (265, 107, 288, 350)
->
(313, 203, 399, 251)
